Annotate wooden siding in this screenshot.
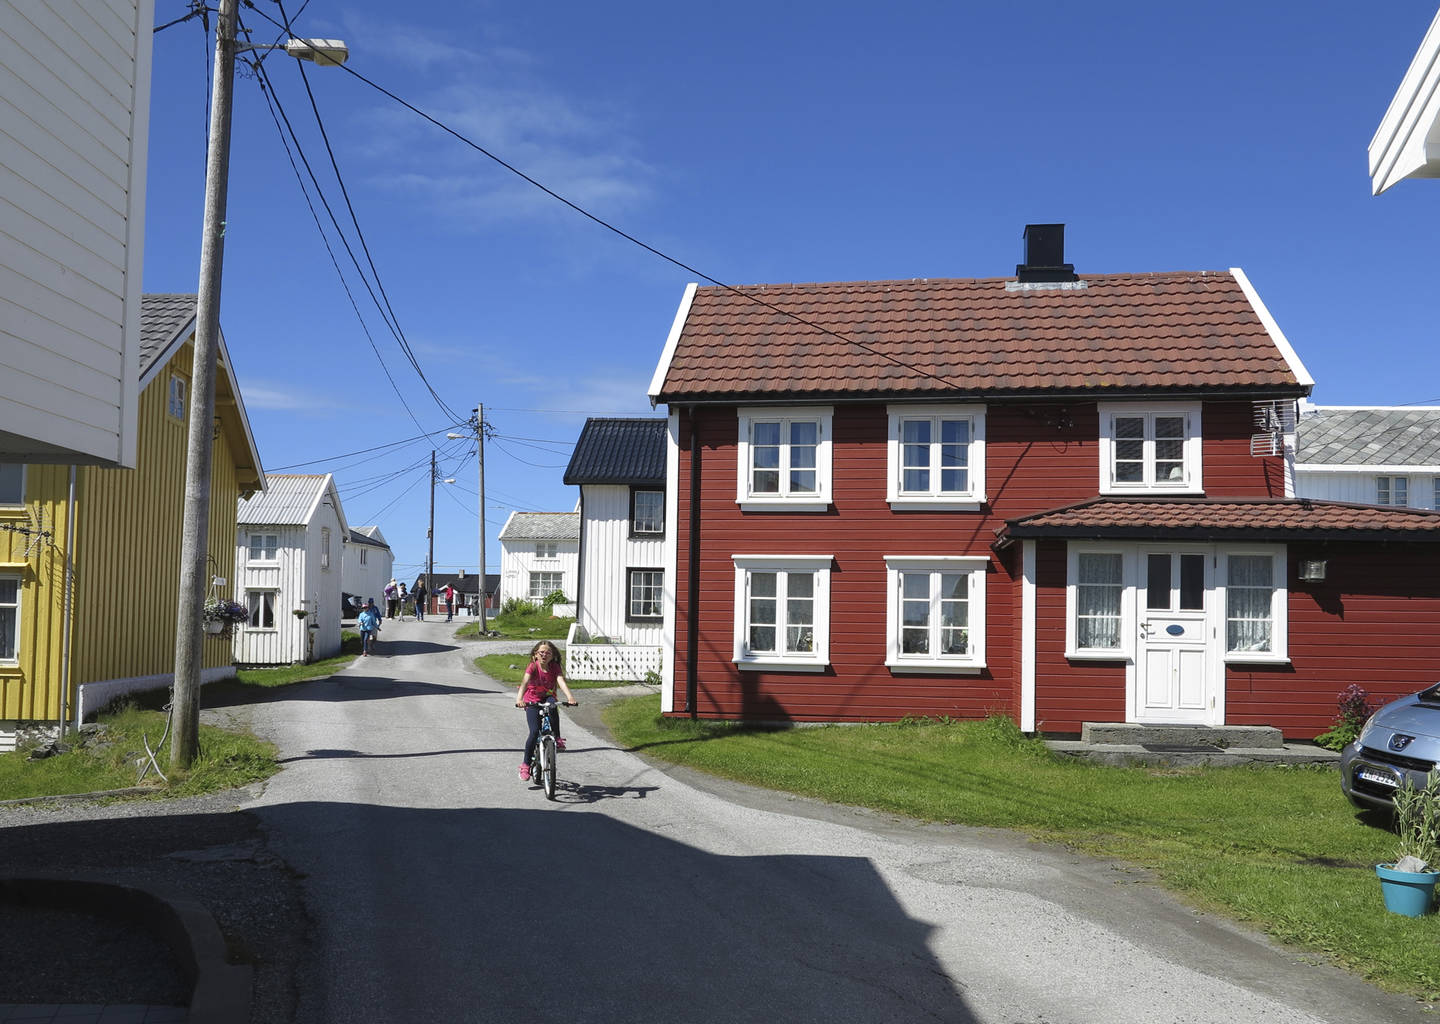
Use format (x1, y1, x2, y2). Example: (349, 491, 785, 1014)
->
(3, 344, 240, 724)
(672, 399, 1288, 723)
(577, 484, 664, 645)
(500, 540, 578, 606)
(1296, 470, 1440, 508)
(234, 525, 308, 665)
(0, 0, 152, 466)
(1030, 540, 1127, 734)
(1228, 544, 1440, 739)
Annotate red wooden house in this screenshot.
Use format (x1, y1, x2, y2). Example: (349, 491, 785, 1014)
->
(645, 226, 1440, 739)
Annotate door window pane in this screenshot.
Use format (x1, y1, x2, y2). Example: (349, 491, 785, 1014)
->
(1146, 554, 1170, 610)
(1179, 554, 1204, 610)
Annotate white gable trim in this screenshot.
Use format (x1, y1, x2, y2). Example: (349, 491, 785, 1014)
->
(1369, 8, 1440, 195)
(1229, 268, 1313, 389)
(647, 282, 698, 406)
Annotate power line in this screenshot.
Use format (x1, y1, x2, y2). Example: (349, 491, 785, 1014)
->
(267, 423, 466, 471)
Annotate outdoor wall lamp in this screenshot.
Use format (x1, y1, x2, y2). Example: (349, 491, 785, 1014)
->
(1298, 559, 1327, 582)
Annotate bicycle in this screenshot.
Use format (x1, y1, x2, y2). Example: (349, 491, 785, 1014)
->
(520, 699, 576, 800)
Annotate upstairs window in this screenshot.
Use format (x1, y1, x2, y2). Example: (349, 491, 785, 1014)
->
(248, 533, 279, 562)
(1099, 403, 1202, 494)
(168, 374, 187, 420)
(0, 464, 23, 506)
(535, 541, 559, 559)
(736, 407, 833, 510)
(630, 489, 664, 536)
(321, 527, 331, 570)
(1377, 476, 1409, 506)
(886, 405, 986, 509)
(359, 548, 368, 566)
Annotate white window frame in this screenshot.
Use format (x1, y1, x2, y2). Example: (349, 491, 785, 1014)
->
(0, 573, 20, 664)
(736, 406, 833, 511)
(529, 571, 563, 600)
(630, 488, 665, 536)
(1098, 402, 1203, 494)
(535, 541, 559, 559)
(1065, 545, 1136, 660)
(245, 590, 277, 631)
(1377, 475, 1409, 506)
(248, 533, 279, 563)
(0, 464, 24, 507)
(885, 405, 986, 510)
(626, 567, 664, 622)
(883, 555, 988, 672)
(1219, 546, 1288, 664)
(359, 548, 368, 566)
(732, 554, 832, 671)
(168, 374, 186, 420)
(321, 527, 331, 571)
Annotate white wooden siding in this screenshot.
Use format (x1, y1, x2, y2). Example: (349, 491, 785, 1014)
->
(578, 484, 664, 645)
(342, 539, 393, 611)
(1295, 470, 1440, 508)
(500, 541, 578, 607)
(234, 526, 308, 665)
(0, 0, 152, 466)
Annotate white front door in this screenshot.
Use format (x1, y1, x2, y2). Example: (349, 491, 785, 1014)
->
(1134, 550, 1216, 724)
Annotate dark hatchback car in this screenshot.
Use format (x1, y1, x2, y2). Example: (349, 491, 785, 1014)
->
(1339, 683, 1440, 810)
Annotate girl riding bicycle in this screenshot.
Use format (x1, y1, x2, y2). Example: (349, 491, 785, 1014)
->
(515, 640, 576, 781)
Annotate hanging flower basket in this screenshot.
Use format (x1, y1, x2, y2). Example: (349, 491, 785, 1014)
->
(202, 598, 248, 640)
(203, 621, 227, 635)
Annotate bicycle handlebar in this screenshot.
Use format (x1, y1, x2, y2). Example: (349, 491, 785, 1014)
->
(517, 700, 577, 708)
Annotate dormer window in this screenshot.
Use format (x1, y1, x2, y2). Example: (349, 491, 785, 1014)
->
(1098, 403, 1202, 494)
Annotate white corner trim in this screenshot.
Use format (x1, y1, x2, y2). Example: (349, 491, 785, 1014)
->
(661, 411, 679, 714)
(1020, 540, 1036, 733)
(647, 282, 698, 405)
(1368, 8, 1440, 194)
(1230, 268, 1314, 388)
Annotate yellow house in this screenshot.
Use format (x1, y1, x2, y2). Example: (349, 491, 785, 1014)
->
(0, 294, 263, 748)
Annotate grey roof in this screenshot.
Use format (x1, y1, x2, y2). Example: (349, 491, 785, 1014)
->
(238, 474, 331, 525)
(563, 418, 667, 486)
(349, 528, 390, 549)
(139, 294, 197, 377)
(1296, 408, 1440, 466)
(498, 511, 579, 541)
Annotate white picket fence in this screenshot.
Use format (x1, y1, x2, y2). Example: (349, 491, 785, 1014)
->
(564, 623, 661, 682)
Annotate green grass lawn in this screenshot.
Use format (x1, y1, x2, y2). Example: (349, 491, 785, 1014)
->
(234, 631, 362, 688)
(0, 702, 278, 802)
(605, 696, 1439, 1001)
(455, 611, 574, 640)
(472, 652, 625, 689)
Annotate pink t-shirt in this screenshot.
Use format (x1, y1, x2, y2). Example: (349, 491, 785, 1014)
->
(521, 663, 560, 704)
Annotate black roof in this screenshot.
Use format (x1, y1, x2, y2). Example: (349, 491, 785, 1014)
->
(410, 572, 499, 596)
(563, 418, 667, 486)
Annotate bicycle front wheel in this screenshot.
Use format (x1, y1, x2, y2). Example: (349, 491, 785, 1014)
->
(539, 735, 557, 800)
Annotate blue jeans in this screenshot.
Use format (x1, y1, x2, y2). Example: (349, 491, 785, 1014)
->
(360, 630, 374, 653)
(522, 702, 562, 764)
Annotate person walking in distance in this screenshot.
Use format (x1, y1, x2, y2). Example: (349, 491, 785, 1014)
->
(443, 582, 455, 622)
(384, 578, 399, 619)
(412, 580, 427, 621)
(398, 581, 408, 619)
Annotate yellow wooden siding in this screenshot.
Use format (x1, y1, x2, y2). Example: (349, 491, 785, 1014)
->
(0, 464, 74, 720)
(4, 344, 244, 723)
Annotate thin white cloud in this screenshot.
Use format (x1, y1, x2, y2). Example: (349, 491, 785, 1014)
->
(243, 383, 350, 412)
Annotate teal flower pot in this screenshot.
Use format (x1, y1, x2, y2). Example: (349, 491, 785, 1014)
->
(1375, 864, 1440, 917)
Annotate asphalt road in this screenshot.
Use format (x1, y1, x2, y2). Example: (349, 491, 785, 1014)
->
(210, 619, 1424, 1024)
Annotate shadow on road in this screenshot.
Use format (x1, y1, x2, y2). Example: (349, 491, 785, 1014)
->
(203, 672, 502, 709)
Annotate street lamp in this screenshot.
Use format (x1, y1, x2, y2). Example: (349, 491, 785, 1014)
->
(447, 406, 486, 631)
(171, 0, 347, 770)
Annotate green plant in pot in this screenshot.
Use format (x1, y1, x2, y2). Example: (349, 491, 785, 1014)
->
(1375, 772, 1440, 917)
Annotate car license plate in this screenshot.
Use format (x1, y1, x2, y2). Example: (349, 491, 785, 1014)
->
(1358, 767, 1400, 788)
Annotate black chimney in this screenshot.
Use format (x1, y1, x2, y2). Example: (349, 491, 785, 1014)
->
(1016, 223, 1077, 283)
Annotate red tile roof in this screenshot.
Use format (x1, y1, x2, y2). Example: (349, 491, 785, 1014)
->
(998, 497, 1440, 544)
(656, 272, 1308, 402)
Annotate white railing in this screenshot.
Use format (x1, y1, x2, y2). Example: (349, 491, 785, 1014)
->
(564, 622, 661, 682)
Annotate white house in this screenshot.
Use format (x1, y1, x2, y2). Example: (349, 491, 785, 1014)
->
(562, 418, 668, 645)
(1370, 7, 1440, 194)
(234, 474, 348, 664)
(1, 0, 155, 466)
(498, 511, 579, 608)
(342, 525, 393, 612)
(1295, 403, 1440, 508)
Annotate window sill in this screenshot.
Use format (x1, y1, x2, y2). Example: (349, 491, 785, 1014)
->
(734, 657, 828, 673)
(886, 660, 984, 674)
(887, 498, 984, 512)
(1223, 652, 1289, 665)
(1066, 649, 1132, 662)
(1100, 484, 1203, 496)
(738, 500, 830, 513)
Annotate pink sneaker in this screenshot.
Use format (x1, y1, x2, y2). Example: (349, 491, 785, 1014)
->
(555, 738, 566, 750)
(518, 763, 531, 781)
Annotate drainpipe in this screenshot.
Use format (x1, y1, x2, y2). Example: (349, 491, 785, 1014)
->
(686, 408, 700, 718)
(59, 465, 77, 735)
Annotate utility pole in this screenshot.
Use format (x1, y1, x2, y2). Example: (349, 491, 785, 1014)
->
(427, 448, 436, 608)
(172, 0, 237, 770)
(476, 405, 487, 632)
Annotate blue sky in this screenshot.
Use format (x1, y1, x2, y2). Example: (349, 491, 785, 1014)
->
(140, 1, 1440, 585)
